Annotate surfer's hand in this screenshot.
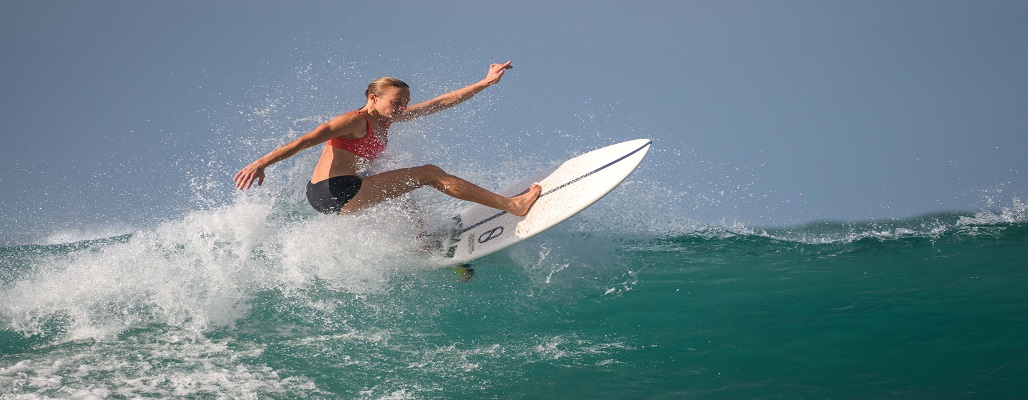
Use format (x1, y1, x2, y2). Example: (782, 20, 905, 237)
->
(482, 61, 513, 86)
(233, 164, 265, 190)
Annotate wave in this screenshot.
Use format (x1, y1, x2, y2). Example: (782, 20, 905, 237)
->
(0, 196, 441, 343)
(782, 202, 1024, 243)
(4, 187, 1024, 343)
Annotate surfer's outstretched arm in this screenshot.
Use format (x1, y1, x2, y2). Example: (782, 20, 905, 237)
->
(393, 61, 513, 122)
(233, 113, 365, 190)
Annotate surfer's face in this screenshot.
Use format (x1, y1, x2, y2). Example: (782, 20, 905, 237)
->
(372, 86, 410, 119)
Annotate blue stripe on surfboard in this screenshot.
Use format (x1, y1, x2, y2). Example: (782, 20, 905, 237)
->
(458, 140, 652, 235)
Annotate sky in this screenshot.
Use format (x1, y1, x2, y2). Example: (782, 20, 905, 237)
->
(1, 0, 1026, 243)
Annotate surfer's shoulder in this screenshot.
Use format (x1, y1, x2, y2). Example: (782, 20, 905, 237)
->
(323, 111, 369, 139)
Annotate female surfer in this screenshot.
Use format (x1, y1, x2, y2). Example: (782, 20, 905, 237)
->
(233, 61, 541, 217)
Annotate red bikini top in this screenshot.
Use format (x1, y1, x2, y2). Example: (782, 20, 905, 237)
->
(328, 110, 387, 160)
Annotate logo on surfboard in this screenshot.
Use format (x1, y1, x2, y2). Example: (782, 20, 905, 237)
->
(478, 226, 504, 244)
(465, 226, 505, 256)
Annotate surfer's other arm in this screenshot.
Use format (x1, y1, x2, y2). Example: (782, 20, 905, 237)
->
(394, 61, 513, 122)
(233, 114, 365, 190)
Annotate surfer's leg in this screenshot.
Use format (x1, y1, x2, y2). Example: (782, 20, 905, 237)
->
(339, 166, 425, 213)
(341, 164, 541, 216)
(420, 165, 541, 216)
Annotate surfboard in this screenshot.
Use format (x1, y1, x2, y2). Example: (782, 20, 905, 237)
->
(434, 138, 652, 266)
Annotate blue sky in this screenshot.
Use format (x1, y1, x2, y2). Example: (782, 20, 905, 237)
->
(2, 1, 1026, 243)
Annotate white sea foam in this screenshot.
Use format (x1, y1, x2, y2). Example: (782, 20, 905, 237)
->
(957, 196, 1028, 226)
(0, 192, 433, 343)
(0, 329, 323, 398)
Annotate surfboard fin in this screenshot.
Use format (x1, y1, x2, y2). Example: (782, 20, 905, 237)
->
(450, 264, 474, 282)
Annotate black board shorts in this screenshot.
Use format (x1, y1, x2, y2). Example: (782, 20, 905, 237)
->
(306, 175, 363, 214)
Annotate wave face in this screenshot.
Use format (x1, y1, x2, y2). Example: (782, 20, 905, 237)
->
(2, 195, 1026, 398)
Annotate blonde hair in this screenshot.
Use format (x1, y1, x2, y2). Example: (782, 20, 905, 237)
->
(365, 77, 409, 98)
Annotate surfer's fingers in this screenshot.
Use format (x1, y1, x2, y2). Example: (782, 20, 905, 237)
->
(493, 62, 512, 72)
(233, 170, 249, 189)
(236, 165, 267, 190)
(234, 169, 255, 190)
(487, 61, 511, 76)
(247, 172, 262, 189)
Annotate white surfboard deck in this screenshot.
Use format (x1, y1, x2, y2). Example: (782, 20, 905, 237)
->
(434, 138, 652, 266)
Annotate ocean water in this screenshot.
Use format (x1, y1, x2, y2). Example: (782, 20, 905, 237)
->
(2, 183, 1026, 398)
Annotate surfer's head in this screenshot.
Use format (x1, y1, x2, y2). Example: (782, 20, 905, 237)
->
(365, 77, 410, 118)
(365, 77, 409, 98)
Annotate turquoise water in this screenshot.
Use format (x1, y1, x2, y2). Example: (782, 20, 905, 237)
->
(2, 195, 1026, 398)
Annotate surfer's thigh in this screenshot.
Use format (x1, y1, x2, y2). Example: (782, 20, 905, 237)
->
(340, 165, 441, 212)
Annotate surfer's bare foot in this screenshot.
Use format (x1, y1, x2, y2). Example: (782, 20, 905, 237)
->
(508, 184, 542, 217)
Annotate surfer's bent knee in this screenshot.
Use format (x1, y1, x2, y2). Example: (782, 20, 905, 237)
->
(414, 164, 448, 181)
(419, 164, 445, 175)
